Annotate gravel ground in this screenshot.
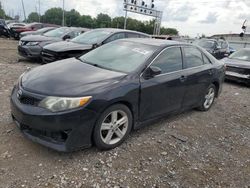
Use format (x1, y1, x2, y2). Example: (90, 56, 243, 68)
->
(0, 38, 250, 188)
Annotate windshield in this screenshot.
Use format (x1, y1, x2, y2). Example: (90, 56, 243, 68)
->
(43, 27, 69, 37)
(197, 40, 215, 49)
(71, 30, 112, 44)
(229, 49, 250, 61)
(79, 40, 157, 73)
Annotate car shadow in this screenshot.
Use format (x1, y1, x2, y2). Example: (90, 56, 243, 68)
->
(224, 79, 249, 88)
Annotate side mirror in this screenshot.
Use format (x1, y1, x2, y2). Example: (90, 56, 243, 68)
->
(63, 35, 71, 40)
(143, 66, 162, 79)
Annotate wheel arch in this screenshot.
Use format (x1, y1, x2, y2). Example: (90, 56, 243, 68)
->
(211, 80, 220, 97)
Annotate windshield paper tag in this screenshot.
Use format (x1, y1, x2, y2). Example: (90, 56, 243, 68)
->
(132, 48, 150, 55)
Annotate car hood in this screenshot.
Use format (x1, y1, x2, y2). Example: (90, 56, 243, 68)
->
(21, 58, 127, 96)
(43, 41, 93, 52)
(222, 58, 250, 69)
(21, 35, 60, 42)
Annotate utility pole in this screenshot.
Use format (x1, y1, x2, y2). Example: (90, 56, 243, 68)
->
(62, 0, 65, 26)
(38, 0, 41, 22)
(124, 9, 127, 29)
(21, 0, 27, 22)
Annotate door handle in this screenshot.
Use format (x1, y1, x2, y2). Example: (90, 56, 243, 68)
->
(180, 75, 187, 82)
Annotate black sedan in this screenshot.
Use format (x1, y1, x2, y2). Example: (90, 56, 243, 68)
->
(18, 27, 89, 60)
(196, 39, 230, 59)
(41, 28, 150, 63)
(222, 48, 250, 86)
(10, 39, 225, 152)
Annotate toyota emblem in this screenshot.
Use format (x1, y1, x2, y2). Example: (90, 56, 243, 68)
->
(17, 90, 22, 99)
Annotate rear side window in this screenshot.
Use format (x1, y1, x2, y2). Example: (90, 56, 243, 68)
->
(151, 47, 183, 74)
(184, 47, 204, 68)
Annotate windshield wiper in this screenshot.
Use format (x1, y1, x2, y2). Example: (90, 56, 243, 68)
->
(76, 57, 106, 69)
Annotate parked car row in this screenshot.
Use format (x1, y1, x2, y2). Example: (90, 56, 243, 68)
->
(0, 21, 60, 39)
(195, 38, 230, 59)
(222, 48, 250, 86)
(11, 28, 226, 151)
(18, 27, 89, 59)
(194, 38, 249, 86)
(18, 27, 150, 62)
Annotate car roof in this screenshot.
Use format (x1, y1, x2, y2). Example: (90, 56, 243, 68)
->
(119, 38, 186, 47)
(92, 28, 150, 36)
(67, 27, 90, 32)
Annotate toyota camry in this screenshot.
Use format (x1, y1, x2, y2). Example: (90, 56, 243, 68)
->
(10, 39, 225, 152)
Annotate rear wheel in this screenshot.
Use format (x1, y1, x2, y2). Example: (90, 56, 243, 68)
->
(198, 84, 216, 111)
(93, 104, 132, 150)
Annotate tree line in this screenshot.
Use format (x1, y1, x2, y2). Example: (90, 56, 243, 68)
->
(26, 8, 178, 35)
(0, 3, 178, 36)
(0, 2, 12, 20)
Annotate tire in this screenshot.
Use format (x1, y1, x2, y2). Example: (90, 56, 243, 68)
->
(93, 104, 133, 150)
(197, 84, 216, 111)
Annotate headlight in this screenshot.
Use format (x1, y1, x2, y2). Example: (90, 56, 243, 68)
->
(26, 41, 39, 46)
(38, 96, 92, 112)
(14, 72, 25, 86)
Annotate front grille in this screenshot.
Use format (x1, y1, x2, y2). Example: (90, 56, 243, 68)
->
(226, 66, 250, 75)
(19, 96, 40, 106)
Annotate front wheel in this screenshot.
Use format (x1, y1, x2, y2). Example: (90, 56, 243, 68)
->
(93, 104, 132, 150)
(197, 84, 216, 111)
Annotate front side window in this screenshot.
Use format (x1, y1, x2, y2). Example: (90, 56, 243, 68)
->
(104, 33, 126, 43)
(151, 47, 183, 74)
(184, 47, 204, 68)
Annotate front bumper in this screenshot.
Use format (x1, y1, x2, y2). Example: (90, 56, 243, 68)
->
(10, 86, 98, 152)
(225, 71, 250, 85)
(18, 45, 42, 59)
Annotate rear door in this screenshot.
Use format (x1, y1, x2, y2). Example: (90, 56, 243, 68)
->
(181, 46, 214, 108)
(139, 46, 186, 121)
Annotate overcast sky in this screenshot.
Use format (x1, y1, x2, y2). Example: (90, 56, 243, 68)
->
(2, 0, 250, 37)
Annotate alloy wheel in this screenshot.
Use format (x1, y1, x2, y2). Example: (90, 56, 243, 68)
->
(203, 87, 215, 109)
(100, 110, 128, 145)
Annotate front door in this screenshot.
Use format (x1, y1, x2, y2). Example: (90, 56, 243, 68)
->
(139, 46, 186, 121)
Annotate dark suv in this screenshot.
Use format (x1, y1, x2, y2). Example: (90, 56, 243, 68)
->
(0, 19, 10, 37)
(196, 39, 230, 59)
